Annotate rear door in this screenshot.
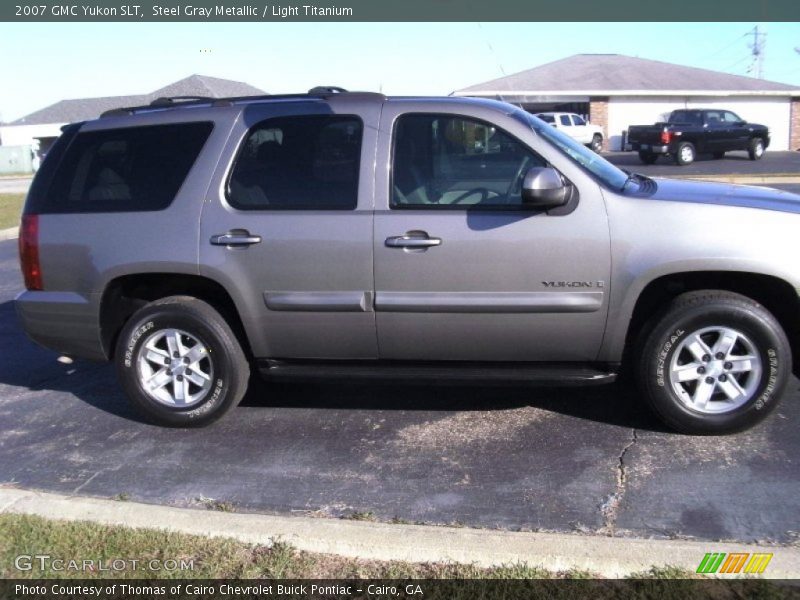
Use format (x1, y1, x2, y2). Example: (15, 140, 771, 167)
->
(199, 98, 381, 360)
(372, 103, 611, 362)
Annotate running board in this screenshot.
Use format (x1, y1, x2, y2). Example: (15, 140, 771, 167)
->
(258, 360, 618, 386)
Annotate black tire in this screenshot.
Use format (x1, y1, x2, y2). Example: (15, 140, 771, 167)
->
(637, 290, 790, 435)
(713, 151, 725, 159)
(638, 151, 657, 165)
(674, 142, 695, 166)
(115, 296, 250, 427)
(591, 134, 603, 153)
(748, 138, 765, 161)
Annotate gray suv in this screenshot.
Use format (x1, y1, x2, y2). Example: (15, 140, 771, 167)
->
(16, 90, 800, 433)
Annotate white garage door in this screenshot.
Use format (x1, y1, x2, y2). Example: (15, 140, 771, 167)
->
(607, 96, 791, 151)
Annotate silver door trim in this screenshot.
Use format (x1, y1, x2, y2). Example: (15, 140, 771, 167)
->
(264, 291, 373, 312)
(375, 291, 603, 313)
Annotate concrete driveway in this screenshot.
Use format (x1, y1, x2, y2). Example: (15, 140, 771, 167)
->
(0, 177, 32, 194)
(1, 237, 799, 544)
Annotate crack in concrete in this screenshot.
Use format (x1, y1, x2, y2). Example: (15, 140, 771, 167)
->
(599, 429, 638, 536)
(72, 470, 103, 495)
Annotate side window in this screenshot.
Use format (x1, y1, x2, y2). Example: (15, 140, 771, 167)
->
(723, 111, 742, 123)
(391, 114, 546, 209)
(228, 115, 362, 210)
(572, 115, 586, 126)
(559, 115, 571, 126)
(706, 111, 724, 127)
(42, 122, 213, 213)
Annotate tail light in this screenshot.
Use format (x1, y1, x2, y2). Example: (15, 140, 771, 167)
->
(19, 214, 42, 291)
(660, 128, 673, 145)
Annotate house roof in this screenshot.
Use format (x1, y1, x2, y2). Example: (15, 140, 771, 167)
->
(454, 54, 799, 97)
(11, 75, 267, 126)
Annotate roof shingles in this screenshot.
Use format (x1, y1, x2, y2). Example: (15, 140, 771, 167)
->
(456, 54, 798, 95)
(12, 75, 266, 125)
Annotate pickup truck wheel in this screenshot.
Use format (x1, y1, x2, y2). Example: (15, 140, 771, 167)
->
(748, 138, 765, 160)
(675, 142, 695, 166)
(638, 151, 657, 165)
(590, 134, 603, 153)
(115, 296, 249, 427)
(637, 290, 790, 434)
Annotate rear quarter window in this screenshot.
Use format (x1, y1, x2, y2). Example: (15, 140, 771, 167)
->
(32, 122, 213, 214)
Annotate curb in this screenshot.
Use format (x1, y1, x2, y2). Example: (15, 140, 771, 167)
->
(0, 226, 18, 241)
(1, 488, 798, 578)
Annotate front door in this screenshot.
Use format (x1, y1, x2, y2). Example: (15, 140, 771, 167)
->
(373, 107, 611, 362)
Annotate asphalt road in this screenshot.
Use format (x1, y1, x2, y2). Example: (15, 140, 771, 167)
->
(605, 150, 800, 177)
(1, 233, 799, 543)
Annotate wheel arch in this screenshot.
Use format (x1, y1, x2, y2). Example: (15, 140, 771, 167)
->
(619, 271, 800, 374)
(99, 273, 253, 361)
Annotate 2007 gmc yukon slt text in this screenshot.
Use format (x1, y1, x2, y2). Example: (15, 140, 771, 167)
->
(15, 91, 800, 434)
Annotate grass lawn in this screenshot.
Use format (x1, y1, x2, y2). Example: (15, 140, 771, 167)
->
(1, 513, 569, 580)
(2, 513, 791, 598)
(0, 193, 25, 230)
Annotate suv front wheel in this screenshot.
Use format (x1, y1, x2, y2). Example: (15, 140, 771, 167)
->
(638, 291, 790, 434)
(115, 296, 250, 427)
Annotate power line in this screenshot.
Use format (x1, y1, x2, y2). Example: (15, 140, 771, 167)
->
(706, 32, 749, 59)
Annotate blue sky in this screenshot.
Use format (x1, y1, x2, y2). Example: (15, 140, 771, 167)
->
(1, 22, 799, 122)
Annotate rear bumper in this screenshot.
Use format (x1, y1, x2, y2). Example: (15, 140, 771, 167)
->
(628, 143, 669, 154)
(15, 290, 107, 361)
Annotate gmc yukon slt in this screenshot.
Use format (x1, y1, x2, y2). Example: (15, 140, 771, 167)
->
(16, 90, 800, 433)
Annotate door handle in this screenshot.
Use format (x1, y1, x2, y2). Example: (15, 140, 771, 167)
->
(385, 234, 442, 249)
(210, 231, 262, 246)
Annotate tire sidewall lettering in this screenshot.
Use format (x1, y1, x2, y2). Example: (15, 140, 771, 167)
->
(655, 328, 685, 387)
(123, 320, 154, 368)
(755, 348, 778, 410)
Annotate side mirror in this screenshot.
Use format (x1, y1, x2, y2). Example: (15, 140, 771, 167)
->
(521, 167, 569, 209)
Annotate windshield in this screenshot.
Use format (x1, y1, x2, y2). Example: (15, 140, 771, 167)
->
(512, 108, 629, 191)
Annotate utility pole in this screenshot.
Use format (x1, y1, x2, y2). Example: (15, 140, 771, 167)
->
(746, 25, 766, 79)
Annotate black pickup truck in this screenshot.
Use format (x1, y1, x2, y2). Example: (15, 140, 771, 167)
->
(627, 109, 770, 166)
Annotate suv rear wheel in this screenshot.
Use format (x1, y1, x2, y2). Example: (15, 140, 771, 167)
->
(115, 296, 249, 427)
(637, 291, 790, 434)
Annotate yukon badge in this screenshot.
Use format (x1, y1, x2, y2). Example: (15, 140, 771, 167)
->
(543, 281, 605, 288)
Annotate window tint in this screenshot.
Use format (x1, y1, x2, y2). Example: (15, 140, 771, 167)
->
(705, 111, 726, 126)
(536, 114, 555, 123)
(572, 115, 586, 126)
(669, 110, 703, 126)
(559, 115, 571, 126)
(41, 122, 212, 213)
(392, 114, 546, 209)
(228, 115, 362, 210)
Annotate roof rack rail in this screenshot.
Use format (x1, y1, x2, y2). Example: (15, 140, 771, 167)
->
(308, 86, 348, 94)
(149, 95, 215, 107)
(99, 88, 386, 119)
